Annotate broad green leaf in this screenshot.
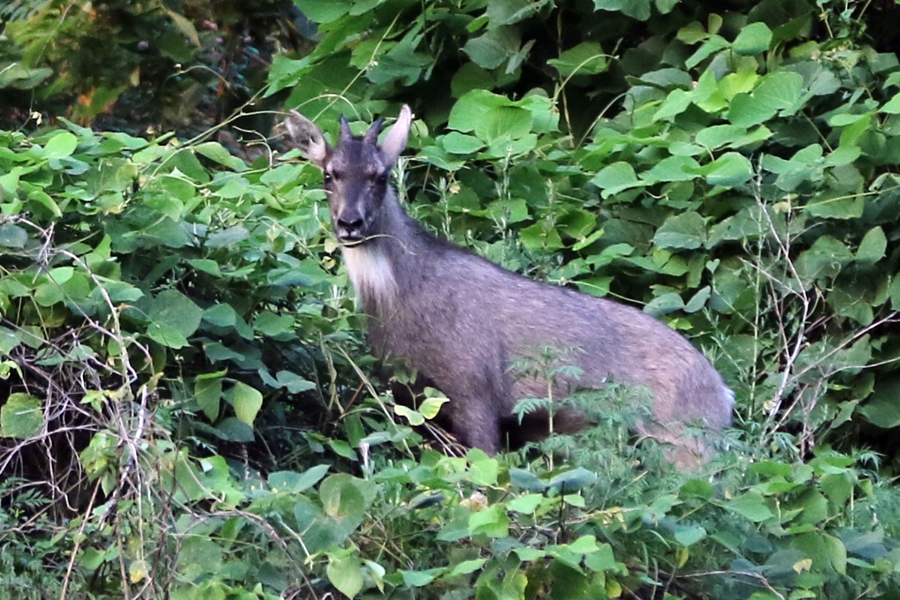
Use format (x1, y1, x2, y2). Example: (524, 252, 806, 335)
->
(754, 71, 804, 114)
(176, 538, 223, 580)
(684, 286, 711, 313)
(0, 223, 28, 248)
(583, 543, 619, 573)
(195, 376, 222, 421)
(569, 535, 601, 554)
(594, 0, 651, 20)
(795, 236, 853, 282)
(275, 370, 316, 393)
(469, 455, 499, 486)
(193, 142, 248, 171)
(419, 395, 449, 419)
(591, 162, 642, 197)
(231, 381, 263, 426)
(187, 259, 222, 276)
(469, 504, 510, 537)
(695, 125, 746, 149)
(320, 474, 376, 521)
(294, 0, 352, 23)
(548, 467, 597, 493)
(449, 558, 487, 576)
(327, 555, 364, 599)
(653, 212, 706, 250)
(400, 568, 443, 587)
(441, 132, 484, 154)
(724, 492, 774, 522)
(732, 22, 772, 55)
(674, 525, 707, 546)
(1, 393, 43, 439)
(703, 152, 753, 186)
(486, 0, 541, 26)
(548, 42, 608, 77)
(146, 322, 190, 348)
(509, 467, 547, 492)
(253, 311, 295, 337)
(394, 404, 424, 426)
(653, 88, 692, 122)
(463, 26, 521, 70)
(148, 289, 203, 339)
(881, 92, 900, 114)
(268, 464, 329, 493)
(644, 155, 700, 182)
(508, 493, 544, 513)
(727, 92, 777, 127)
(856, 226, 887, 264)
(206, 225, 249, 248)
(42, 132, 78, 160)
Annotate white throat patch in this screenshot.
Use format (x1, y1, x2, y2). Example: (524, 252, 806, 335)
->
(342, 245, 397, 312)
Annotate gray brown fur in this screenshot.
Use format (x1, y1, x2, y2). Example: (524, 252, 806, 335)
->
(284, 106, 733, 467)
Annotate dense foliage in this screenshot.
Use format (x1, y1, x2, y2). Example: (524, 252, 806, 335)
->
(2, 0, 900, 598)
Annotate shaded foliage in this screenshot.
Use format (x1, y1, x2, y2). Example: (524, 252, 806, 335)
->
(1, 0, 900, 599)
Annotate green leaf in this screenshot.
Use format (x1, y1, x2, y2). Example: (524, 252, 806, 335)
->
(441, 132, 484, 154)
(702, 152, 753, 186)
(469, 503, 510, 537)
(195, 376, 223, 421)
(727, 71, 803, 127)
(695, 125, 746, 150)
(548, 467, 597, 493)
(795, 236, 853, 282)
(42, 132, 78, 160)
(231, 381, 263, 426)
(593, 0, 651, 20)
(193, 142, 248, 171)
(463, 26, 522, 70)
(269, 464, 330, 493)
(644, 155, 700, 183)
(294, 0, 352, 23)
(400, 568, 443, 587)
(548, 42, 608, 77)
(507, 493, 544, 513)
(856, 226, 887, 264)
(1, 393, 43, 439)
(859, 378, 900, 428)
(449, 558, 487, 576)
(419, 394, 449, 419)
(146, 322, 189, 348)
(684, 286, 711, 313)
(653, 212, 707, 250)
(674, 525, 707, 546)
(732, 22, 772, 55)
(469, 454, 499, 486)
(0, 223, 28, 248)
(327, 555, 364, 599)
(149, 289, 203, 338)
(394, 404, 424, 426)
(275, 370, 316, 393)
(725, 492, 774, 522)
(206, 225, 249, 249)
(881, 92, 900, 114)
(569, 534, 601, 554)
(591, 162, 642, 197)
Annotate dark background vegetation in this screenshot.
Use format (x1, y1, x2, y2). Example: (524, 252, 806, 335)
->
(2, 0, 900, 598)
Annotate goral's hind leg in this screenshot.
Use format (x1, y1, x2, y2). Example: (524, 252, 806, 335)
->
(445, 395, 501, 455)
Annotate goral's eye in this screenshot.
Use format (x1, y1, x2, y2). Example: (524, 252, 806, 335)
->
(375, 173, 388, 185)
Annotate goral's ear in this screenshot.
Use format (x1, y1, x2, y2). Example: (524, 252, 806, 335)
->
(284, 110, 329, 168)
(380, 105, 412, 168)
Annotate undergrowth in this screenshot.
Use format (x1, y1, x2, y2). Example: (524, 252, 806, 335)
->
(2, 0, 900, 598)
